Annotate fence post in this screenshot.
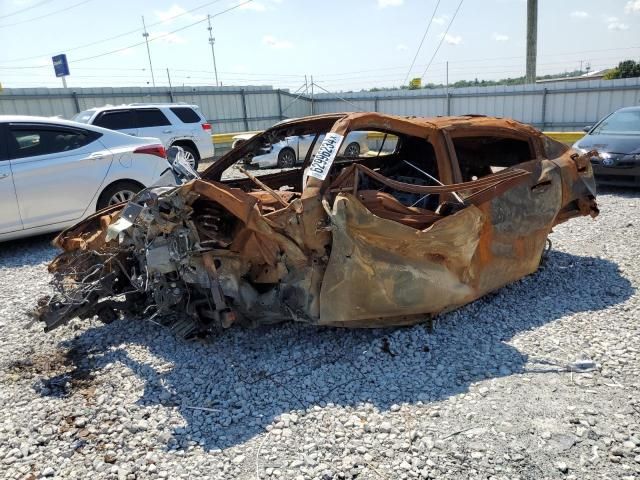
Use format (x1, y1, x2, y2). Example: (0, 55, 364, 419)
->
(71, 91, 81, 113)
(277, 90, 283, 120)
(374, 97, 379, 112)
(541, 87, 548, 130)
(240, 89, 249, 131)
(446, 92, 451, 116)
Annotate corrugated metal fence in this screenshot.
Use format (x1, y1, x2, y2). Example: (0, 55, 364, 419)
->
(1, 77, 639, 132)
(0, 85, 311, 134)
(312, 77, 640, 131)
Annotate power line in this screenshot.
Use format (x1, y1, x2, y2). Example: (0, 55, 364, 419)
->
(172, 68, 303, 77)
(3, 44, 637, 74)
(420, 0, 465, 80)
(0, 0, 94, 28)
(402, 0, 441, 85)
(69, 0, 253, 64)
(311, 81, 366, 112)
(281, 83, 311, 115)
(0, 0, 225, 63)
(311, 45, 640, 79)
(0, 0, 53, 20)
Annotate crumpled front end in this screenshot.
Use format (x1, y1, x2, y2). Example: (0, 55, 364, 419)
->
(37, 180, 331, 338)
(551, 149, 600, 224)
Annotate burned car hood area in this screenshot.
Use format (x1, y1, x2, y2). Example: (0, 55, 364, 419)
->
(36, 113, 599, 338)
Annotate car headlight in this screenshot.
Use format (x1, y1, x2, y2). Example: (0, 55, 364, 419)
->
(572, 145, 587, 154)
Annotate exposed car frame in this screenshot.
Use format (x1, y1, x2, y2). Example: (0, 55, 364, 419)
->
(35, 113, 599, 338)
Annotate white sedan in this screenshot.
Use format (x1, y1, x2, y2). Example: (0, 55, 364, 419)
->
(233, 131, 369, 168)
(0, 115, 174, 241)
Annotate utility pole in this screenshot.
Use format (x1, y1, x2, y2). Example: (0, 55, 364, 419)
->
(526, 0, 538, 83)
(207, 14, 219, 86)
(304, 75, 310, 114)
(142, 16, 156, 87)
(525, 0, 538, 84)
(446, 61, 449, 91)
(446, 61, 450, 116)
(166, 68, 174, 102)
(310, 75, 314, 115)
(166, 68, 173, 89)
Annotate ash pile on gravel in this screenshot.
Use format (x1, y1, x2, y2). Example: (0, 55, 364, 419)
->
(0, 189, 638, 480)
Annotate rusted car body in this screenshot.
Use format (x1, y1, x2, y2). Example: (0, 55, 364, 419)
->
(36, 113, 599, 337)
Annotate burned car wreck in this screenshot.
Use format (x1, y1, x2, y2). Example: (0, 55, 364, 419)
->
(36, 113, 599, 338)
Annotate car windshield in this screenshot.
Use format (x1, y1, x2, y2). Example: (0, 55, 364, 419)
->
(72, 111, 94, 124)
(593, 110, 640, 135)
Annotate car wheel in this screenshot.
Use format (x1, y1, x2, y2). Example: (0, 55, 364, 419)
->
(97, 181, 143, 210)
(277, 148, 296, 168)
(345, 142, 361, 157)
(176, 145, 200, 170)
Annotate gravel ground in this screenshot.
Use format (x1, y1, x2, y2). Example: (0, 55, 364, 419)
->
(0, 188, 639, 480)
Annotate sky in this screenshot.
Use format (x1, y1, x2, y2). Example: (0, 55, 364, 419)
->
(0, 0, 639, 92)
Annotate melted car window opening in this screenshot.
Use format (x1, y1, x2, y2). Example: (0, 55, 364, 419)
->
(356, 136, 441, 212)
(453, 136, 532, 182)
(221, 129, 438, 215)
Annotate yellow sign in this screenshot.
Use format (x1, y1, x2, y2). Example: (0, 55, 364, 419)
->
(409, 78, 421, 89)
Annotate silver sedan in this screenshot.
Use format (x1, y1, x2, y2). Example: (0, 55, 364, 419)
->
(0, 115, 173, 241)
(237, 131, 369, 169)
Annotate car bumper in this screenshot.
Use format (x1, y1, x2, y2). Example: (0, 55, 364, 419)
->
(248, 151, 278, 168)
(592, 164, 640, 187)
(198, 140, 215, 161)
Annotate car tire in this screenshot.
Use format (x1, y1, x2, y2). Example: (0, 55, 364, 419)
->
(97, 180, 143, 210)
(277, 148, 296, 168)
(175, 144, 200, 170)
(345, 142, 361, 157)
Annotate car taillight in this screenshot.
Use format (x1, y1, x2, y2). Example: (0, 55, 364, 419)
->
(133, 144, 166, 158)
(202, 123, 212, 131)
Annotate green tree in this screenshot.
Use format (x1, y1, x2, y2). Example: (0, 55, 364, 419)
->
(604, 60, 640, 79)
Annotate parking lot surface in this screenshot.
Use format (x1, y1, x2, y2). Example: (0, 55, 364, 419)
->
(0, 189, 638, 480)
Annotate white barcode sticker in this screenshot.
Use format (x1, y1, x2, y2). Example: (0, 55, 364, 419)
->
(307, 133, 344, 181)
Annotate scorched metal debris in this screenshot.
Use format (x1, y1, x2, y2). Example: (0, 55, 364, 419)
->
(35, 113, 599, 338)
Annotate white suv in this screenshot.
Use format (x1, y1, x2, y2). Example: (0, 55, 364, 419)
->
(73, 103, 214, 169)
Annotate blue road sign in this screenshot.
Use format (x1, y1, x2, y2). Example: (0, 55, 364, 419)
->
(52, 54, 70, 78)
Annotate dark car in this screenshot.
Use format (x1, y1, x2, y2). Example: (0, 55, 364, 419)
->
(574, 106, 640, 187)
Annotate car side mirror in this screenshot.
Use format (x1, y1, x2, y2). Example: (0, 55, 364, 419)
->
(583, 125, 592, 133)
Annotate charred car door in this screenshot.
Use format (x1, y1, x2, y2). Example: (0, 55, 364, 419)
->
(312, 121, 533, 326)
(444, 127, 564, 288)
